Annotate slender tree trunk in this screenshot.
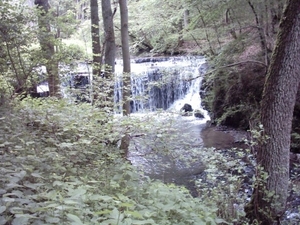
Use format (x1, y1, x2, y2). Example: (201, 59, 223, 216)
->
(247, 0, 269, 65)
(90, 0, 102, 77)
(119, 0, 131, 116)
(101, 0, 116, 107)
(35, 0, 60, 97)
(245, 0, 300, 224)
(183, 9, 189, 29)
(101, 0, 116, 75)
(197, 7, 215, 56)
(263, 0, 269, 37)
(90, 0, 102, 105)
(119, 0, 131, 156)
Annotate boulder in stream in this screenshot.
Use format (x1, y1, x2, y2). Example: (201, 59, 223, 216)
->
(181, 103, 193, 112)
(180, 103, 193, 116)
(194, 109, 204, 119)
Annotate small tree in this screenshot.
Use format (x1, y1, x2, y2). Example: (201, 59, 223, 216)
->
(90, 0, 102, 78)
(101, 0, 116, 108)
(119, 0, 131, 155)
(119, 0, 131, 116)
(35, 0, 60, 97)
(0, 1, 39, 99)
(101, 0, 116, 76)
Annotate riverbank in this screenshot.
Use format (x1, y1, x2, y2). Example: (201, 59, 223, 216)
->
(201, 125, 300, 224)
(201, 125, 249, 150)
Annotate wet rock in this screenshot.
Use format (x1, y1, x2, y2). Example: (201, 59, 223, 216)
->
(181, 103, 193, 112)
(194, 109, 204, 119)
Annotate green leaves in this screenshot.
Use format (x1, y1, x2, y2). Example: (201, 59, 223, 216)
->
(0, 206, 6, 214)
(0, 98, 227, 225)
(12, 217, 30, 225)
(67, 214, 85, 225)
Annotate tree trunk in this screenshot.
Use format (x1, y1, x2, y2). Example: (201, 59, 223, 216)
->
(119, 0, 131, 156)
(119, 0, 131, 116)
(247, 0, 269, 65)
(101, 0, 116, 108)
(35, 0, 60, 97)
(90, 0, 102, 77)
(196, 6, 215, 56)
(90, 0, 102, 105)
(245, 0, 300, 224)
(101, 0, 116, 75)
(183, 9, 189, 29)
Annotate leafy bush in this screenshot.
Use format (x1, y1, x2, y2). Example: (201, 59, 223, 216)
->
(194, 145, 254, 224)
(0, 98, 225, 225)
(58, 43, 91, 63)
(0, 73, 14, 105)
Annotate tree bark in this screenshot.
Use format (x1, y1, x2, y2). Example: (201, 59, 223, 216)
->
(119, 0, 131, 156)
(119, 0, 131, 116)
(245, 0, 300, 224)
(90, 0, 102, 77)
(35, 0, 60, 97)
(101, 0, 116, 75)
(183, 9, 190, 29)
(101, 0, 116, 107)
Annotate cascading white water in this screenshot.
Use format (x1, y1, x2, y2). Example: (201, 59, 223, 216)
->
(115, 56, 209, 118)
(47, 56, 209, 119)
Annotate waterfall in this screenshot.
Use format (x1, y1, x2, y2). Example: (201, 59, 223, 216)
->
(115, 56, 208, 115)
(43, 56, 208, 117)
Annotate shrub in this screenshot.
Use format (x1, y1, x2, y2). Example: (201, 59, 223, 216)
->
(0, 98, 225, 225)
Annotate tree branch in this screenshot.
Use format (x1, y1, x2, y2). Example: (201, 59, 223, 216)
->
(186, 60, 267, 81)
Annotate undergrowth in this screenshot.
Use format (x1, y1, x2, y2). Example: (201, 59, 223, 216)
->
(0, 98, 227, 225)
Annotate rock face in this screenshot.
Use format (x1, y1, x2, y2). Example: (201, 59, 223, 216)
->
(181, 103, 193, 112)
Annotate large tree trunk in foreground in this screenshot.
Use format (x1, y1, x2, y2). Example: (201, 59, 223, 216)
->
(245, 0, 300, 224)
(35, 0, 60, 97)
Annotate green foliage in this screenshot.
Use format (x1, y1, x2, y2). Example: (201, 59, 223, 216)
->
(0, 1, 76, 100)
(0, 73, 14, 104)
(128, 0, 188, 54)
(0, 0, 38, 96)
(194, 146, 254, 224)
(58, 43, 90, 63)
(0, 98, 223, 225)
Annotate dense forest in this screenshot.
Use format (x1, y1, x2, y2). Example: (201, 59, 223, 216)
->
(0, 0, 300, 224)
